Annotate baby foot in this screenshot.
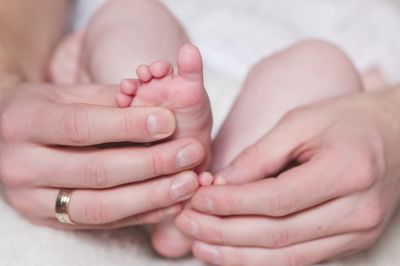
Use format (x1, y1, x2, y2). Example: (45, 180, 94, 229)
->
(116, 43, 212, 170)
(116, 44, 212, 258)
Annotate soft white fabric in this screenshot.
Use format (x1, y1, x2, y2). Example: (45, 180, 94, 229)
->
(2, 0, 400, 265)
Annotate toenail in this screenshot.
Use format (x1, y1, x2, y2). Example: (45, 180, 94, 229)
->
(147, 111, 175, 138)
(170, 173, 197, 200)
(176, 143, 203, 169)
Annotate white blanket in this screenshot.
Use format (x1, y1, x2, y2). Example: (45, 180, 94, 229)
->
(2, 0, 400, 265)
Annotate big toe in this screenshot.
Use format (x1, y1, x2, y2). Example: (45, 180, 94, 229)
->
(152, 220, 192, 258)
(177, 44, 203, 79)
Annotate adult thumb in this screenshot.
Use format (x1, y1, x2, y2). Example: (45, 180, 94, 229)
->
(214, 113, 309, 185)
(60, 84, 121, 106)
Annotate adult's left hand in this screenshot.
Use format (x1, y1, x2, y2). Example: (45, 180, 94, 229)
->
(176, 88, 400, 265)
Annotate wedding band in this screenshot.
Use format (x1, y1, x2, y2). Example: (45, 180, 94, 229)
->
(55, 189, 75, 225)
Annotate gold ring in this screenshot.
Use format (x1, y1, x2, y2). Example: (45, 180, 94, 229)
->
(55, 189, 75, 225)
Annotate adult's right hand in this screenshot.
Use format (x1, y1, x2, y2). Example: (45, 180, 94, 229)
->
(0, 82, 205, 229)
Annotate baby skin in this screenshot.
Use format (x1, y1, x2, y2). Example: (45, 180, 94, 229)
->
(116, 44, 213, 257)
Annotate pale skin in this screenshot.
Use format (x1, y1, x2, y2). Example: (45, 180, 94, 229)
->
(3, 1, 400, 266)
(51, 0, 213, 258)
(175, 42, 400, 265)
(115, 43, 213, 257)
(0, 0, 204, 232)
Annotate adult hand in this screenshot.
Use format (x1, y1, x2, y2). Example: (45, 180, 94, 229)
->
(176, 89, 400, 265)
(0, 82, 205, 229)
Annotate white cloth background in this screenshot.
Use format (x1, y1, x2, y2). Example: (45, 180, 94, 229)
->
(2, 0, 400, 265)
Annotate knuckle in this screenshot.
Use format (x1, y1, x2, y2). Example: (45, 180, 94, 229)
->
(360, 195, 385, 230)
(223, 195, 241, 215)
(0, 160, 29, 187)
(212, 226, 226, 245)
(147, 186, 163, 209)
(60, 106, 91, 144)
(122, 111, 135, 135)
(84, 199, 109, 224)
(269, 225, 291, 248)
(83, 159, 110, 188)
(146, 149, 162, 176)
(121, 110, 144, 138)
(346, 152, 379, 191)
(268, 189, 295, 217)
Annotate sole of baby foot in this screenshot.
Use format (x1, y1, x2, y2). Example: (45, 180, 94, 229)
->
(152, 219, 193, 258)
(117, 44, 212, 171)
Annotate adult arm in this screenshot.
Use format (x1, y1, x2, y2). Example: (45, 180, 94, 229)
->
(0, 0, 69, 86)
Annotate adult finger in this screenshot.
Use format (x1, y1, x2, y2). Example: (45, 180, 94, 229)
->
(30, 204, 183, 231)
(57, 84, 121, 106)
(177, 194, 383, 248)
(25, 102, 176, 145)
(214, 109, 320, 185)
(11, 138, 204, 188)
(191, 150, 375, 217)
(7, 171, 198, 225)
(192, 232, 377, 266)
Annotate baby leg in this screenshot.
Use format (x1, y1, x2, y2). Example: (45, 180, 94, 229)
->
(80, 0, 188, 84)
(117, 44, 213, 258)
(77, 0, 192, 258)
(212, 40, 363, 172)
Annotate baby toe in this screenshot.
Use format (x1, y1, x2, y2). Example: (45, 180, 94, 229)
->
(120, 79, 139, 95)
(199, 172, 214, 186)
(115, 92, 134, 108)
(136, 64, 152, 82)
(149, 60, 172, 78)
(177, 43, 203, 79)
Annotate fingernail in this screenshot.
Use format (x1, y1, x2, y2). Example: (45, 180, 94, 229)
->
(147, 111, 175, 137)
(170, 173, 197, 200)
(204, 197, 214, 212)
(197, 242, 221, 264)
(176, 143, 203, 169)
(197, 195, 214, 212)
